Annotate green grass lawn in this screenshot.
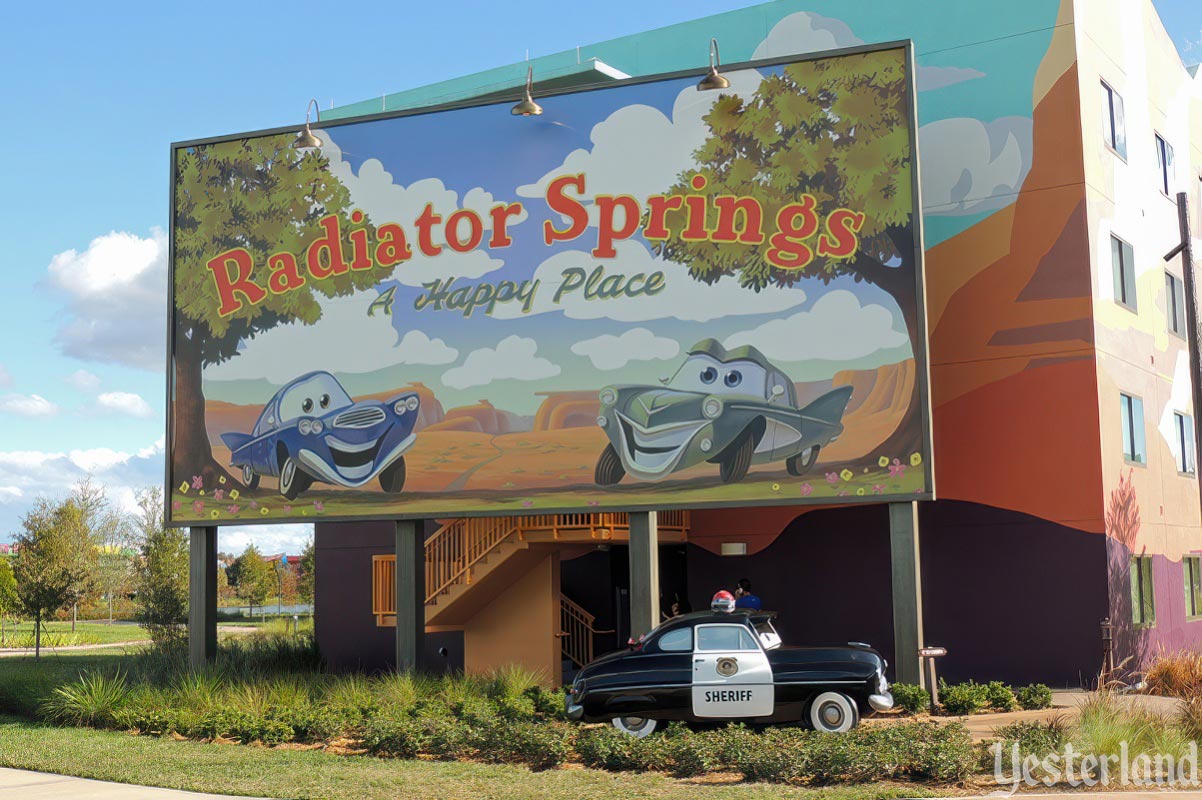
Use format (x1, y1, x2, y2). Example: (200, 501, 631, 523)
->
(0, 714, 948, 800)
(0, 621, 151, 647)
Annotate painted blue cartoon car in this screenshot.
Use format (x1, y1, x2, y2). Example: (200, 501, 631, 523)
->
(220, 371, 419, 500)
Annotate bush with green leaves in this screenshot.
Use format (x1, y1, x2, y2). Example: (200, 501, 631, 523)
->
(984, 681, 1017, 711)
(990, 719, 1069, 759)
(891, 682, 930, 714)
(940, 680, 990, 715)
(1015, 683, 1053, 710)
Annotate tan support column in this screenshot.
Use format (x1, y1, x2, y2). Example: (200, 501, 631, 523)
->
(628, 511, 659, 639)
(188, 526, 217, 669)
(395, 519, 425, 672)
(889, 502, 925, 686)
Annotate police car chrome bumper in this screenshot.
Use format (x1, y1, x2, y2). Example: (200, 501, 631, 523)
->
(564, 694, 584, 721)
(868, 691, 894, 712)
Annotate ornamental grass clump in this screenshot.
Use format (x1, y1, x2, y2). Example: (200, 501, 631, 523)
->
(40, 670, 129, 728)
(1146, 651, 1202, 699)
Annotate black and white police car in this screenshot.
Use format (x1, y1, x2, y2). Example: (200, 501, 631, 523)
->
(565, 608, 893, 737)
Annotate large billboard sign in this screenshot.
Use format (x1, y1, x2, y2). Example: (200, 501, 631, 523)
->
(167, 42, 931, 526)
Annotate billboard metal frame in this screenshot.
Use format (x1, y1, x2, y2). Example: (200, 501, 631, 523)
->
(165, 39, 933, 527)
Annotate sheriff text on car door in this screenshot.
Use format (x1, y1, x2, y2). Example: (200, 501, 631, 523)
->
(691, 623, 774, 717)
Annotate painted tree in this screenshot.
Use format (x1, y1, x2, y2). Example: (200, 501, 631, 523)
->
(653, 50, 921, 453)
(232, 544, 274, 618)
(13, 498, 97, 658)
(131, 487, 189, 648)
(173, 135, 378, 485)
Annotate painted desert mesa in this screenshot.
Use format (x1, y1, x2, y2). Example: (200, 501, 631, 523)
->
(169, 45, 930, 524)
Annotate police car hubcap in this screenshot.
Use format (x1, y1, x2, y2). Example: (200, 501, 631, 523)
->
(821, 704, 843, 726)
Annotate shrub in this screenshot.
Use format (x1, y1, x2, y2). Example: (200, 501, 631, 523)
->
(940, 680, 989, 715)
(1014, 683, 1053, 710)
(984, 681, 1017, 712)
(1145, 650, 1202, 699)
(892, 682, 930, 714)
(363, 715, 429, 758)
(40, 671, 129, 728)
(477, 720, 572, 770)
(575, 725, 668, 772)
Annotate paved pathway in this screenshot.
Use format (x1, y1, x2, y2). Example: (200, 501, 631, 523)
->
(0, 767, 267, 798)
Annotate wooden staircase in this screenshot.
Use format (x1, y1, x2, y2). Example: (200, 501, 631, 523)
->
(372, 511, 689, 629)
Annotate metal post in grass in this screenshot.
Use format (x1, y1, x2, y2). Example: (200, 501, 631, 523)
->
(188, 526, 218, 668)
(395, 519, 426, 672)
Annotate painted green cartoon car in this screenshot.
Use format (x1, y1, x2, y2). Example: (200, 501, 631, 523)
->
(594, 339, 853, 485)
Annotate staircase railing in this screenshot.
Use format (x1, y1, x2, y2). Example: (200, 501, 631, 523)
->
(560, 593, 613, 668)
(425, 516, 521, 603)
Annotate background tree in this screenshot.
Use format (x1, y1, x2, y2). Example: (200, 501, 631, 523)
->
(653, 50, 921, 453)
(297, 539, 315, 607)
(173, 136, 387, 485)
(232, 544, 273, 618)
(13, 498, 97, 658)
(72, 478, 133, 626)
(0, 558, 17, 644)
(130, 487, 189, 648)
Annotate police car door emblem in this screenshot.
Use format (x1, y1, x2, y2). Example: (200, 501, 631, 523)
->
(716, 657, 738, 677)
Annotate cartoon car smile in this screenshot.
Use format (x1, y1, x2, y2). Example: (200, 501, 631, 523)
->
(220, 370, 419, 500)
(594, 339, 852, 485)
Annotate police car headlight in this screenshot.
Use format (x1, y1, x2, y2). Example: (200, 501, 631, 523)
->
(600, 387, 617, 406)
(702, 397, 723, 419)
(596, 415, 608, 428)
(699, 438, 712, 452)
(406, 396, 419, 412)
(298, 419, 312, 435)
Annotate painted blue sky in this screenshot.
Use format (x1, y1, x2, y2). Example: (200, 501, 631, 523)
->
(0, 0, 1198, 552)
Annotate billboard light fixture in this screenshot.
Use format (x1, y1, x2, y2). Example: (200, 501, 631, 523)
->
(511, 66, 544, 117)
(698, 38, 730, 91)
(295, 99, 323, 149)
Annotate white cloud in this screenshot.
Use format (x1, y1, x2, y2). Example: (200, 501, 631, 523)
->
(724, 290, 908, 362)
(752, 11, 862, 58)
(206, 292, 458, 384)
(516, 69, 765, 205)
(97, 391, 155, 418)
(46, 229, 167, 370)
(0, 487, 22, 503)
(916, 66, 986, 91)
(219, 524, 314, 557)
(919, 117, 1033, 216)
(491, 240, 807, 323)
(320, 134, 519, 285)
(68, 369, 101, 392)
(441, 336, 560, 390)
(571, 328, 680, 370)
(0, 393, 59, 417)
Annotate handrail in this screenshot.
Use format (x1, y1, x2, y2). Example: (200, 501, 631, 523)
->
(425, 516, 520, 603)
(560, 592, 612, 668)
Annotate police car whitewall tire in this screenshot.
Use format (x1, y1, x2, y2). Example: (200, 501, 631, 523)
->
(612, 716, 658, 738)
(808, 692, 858, 733)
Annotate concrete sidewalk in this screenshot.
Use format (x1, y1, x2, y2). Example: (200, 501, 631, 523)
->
(0, 768, 267, 798)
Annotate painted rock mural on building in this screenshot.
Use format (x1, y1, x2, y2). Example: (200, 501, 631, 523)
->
(169, 44, 931, 524)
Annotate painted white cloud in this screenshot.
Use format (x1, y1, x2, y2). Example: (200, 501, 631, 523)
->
(571, 328, 680, 371)
(0, 393, 59, 417)
(68, 369, 101, 392)
(492, 240, 806, 323)
(97, 391, 155, 418)
(320, 134, 520, 285)
(752, 11, 862, 58)
(724, 290, 908, 362)
(441, 336, 560, 390)
(516, 69, 764, 206)
(206, 292, 457, 384)
(916, 66, 986, 91)
(46, 229, 167, 370)
(919, 117, 1033, 216)
(0, 366, 11, 390)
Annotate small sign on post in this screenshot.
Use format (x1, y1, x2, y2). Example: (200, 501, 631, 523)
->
(918, 646, 947, 714)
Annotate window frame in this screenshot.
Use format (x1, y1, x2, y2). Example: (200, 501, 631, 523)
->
(1166, 271, 1186, 337)
(1120, 392, 1147, 466)
(1185, 556, 1202, 620)
(1101, 80, 1127, 160)
(694, 624, 762, 653)
(1111, 234, 1137, 312)
(1155, 133, 1174, 197)
(1131, 555, 1156, 627)
(656, 627, 693, 652)
(1175, 412, 1196, 475)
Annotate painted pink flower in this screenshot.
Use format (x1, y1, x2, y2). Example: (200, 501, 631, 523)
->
(249, 500, 259, 509)
(872, 484, 885, 494)
(212, 489, 225, 501)
(587, 500, 599, 506)
(283, 505, 292, 514)
(799, 483, 813, 497)
(227, 505, 240, 514)
(313, 501, 324, 513)
(190, 475, 204, 490)
(521, 500, 534, 508)
(888, 458, 906, 479)
(825, 472, 839, 484)
(192, 500, 204, 514)
(836, 490, 849, 498)
(172, 500, 181, 511)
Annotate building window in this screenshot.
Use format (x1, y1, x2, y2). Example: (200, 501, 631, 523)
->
(1120, 393, 1146, 464)
(1112, 235, 1136, 311)
(1101, 81, 1126, 158)
(1176, 412, 1196, 474)
(1166, 272, 1186, 335)
(1156, 134, 1174, 195)
(1131, 555, 1155, 626)
(1186, 556, 1202, 618)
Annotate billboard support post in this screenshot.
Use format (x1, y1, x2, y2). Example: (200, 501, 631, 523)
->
(628, 511, 659, 640)
(395, 520, 426, 672)
(888, 502, 924, 686)
(188, 526, 217, 668)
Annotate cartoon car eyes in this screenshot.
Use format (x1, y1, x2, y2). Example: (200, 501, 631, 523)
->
(302, 398, 314, 413)
(320, 394, 330, 409)
(699, 367, 742, 387)
(700, 366, 717, 384)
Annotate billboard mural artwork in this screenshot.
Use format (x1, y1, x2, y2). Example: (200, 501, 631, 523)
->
(168, 43, 931, 525)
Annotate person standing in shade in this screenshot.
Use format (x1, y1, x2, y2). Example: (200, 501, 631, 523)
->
(734, 578, 762, 610)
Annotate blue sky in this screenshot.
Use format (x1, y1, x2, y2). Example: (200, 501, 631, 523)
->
(0, 0, 1198, 552)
